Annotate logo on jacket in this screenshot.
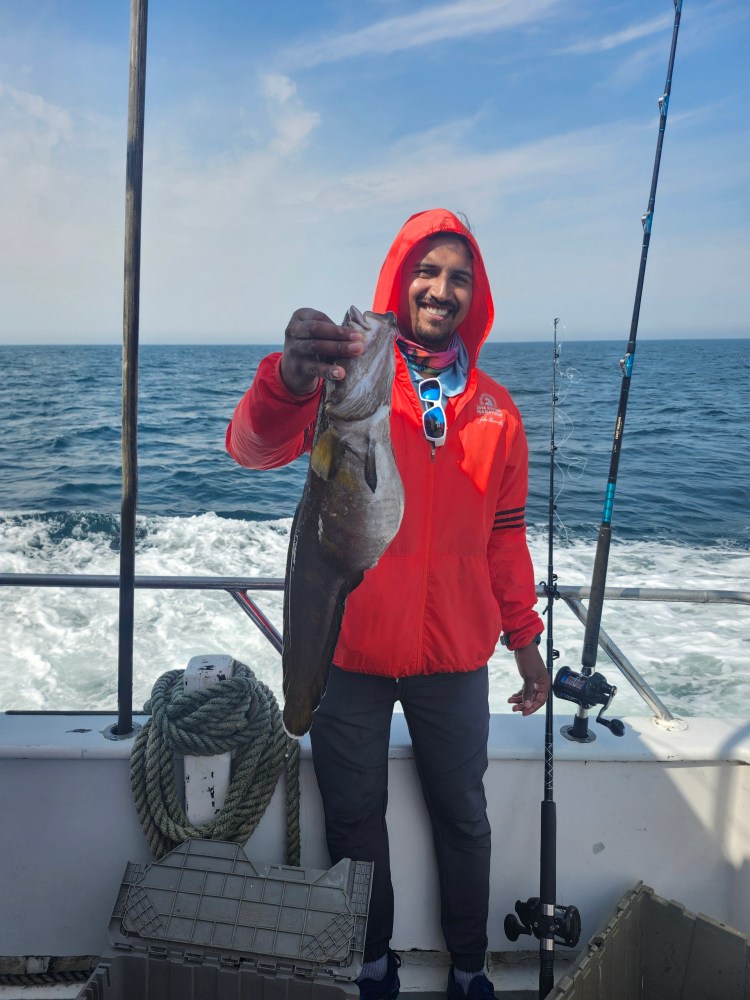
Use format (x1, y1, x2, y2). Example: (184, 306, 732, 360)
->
(476, 392, 506, 426)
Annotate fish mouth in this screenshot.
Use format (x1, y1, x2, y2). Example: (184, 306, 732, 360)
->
(340, 307, 398, 356)
(343, 305, 366, 330)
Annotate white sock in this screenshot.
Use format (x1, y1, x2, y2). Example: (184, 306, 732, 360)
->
(453, 968, 480, 994)
(360, 955, 388, 981)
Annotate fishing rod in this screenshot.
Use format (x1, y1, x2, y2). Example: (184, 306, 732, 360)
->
(505, 320, 581, 999)
(554, 0, 683, 743)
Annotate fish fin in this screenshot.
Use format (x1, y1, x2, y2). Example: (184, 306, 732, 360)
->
(311, 428, 344, 481)
(364, 440, 378, 493)
(282, 500, 303, 664)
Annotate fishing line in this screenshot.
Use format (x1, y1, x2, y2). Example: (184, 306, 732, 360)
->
(548, 334, 587, 548)
(553, 0, 683, 744)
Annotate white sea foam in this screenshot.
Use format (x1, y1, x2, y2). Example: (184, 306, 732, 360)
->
(520, 531, 750, 720)
(1, 513, 748, 719)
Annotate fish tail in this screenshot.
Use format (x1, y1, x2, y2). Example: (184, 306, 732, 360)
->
(282, 570, 362, 737)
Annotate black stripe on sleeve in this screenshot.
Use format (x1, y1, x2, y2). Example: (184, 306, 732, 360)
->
(493, 506, 526, 531)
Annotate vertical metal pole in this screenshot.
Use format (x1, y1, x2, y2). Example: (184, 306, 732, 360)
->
(116, 0, 148, 736)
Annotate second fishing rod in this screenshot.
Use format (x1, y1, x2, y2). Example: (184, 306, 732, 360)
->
(554, 0, 683, 743)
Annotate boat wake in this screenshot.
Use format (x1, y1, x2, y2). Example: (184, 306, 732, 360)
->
(1, 510, 748, 719)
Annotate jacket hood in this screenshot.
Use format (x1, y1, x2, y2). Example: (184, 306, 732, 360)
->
(371, 208, 495, 369)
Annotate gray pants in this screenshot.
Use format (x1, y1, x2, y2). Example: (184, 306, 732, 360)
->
(309, 665, 491, 972)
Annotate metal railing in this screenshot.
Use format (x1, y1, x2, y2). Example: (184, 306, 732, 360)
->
(2, 572, 748, 724)
(556, 585, 749, 723)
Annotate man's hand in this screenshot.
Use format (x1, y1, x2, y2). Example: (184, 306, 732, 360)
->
(508, 642, 549, 716)
(280, 309, 365, 395)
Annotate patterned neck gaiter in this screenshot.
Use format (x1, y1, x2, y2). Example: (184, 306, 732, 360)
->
(395, 332, 461, 378)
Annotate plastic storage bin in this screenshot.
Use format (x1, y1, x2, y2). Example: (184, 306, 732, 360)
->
(552, 882, 750, 1000)
(77, 838, 373, 1000)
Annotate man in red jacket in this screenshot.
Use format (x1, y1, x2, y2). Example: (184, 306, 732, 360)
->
(227, 209, 548, 1000)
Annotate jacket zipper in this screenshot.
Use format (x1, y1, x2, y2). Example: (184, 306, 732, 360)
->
(415, 440, 436, 666)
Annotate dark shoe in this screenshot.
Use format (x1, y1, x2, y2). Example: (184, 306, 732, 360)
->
(447, 966, 496, 1000)
(358, 950, 401, 1000)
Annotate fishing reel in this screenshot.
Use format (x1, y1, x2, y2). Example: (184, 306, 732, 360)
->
(553, 666, 625, 742)
(504, 897, 581, 949)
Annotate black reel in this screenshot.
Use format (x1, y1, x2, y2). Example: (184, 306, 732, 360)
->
(553, 666, 625, 741)
(504, 896, 581, 949)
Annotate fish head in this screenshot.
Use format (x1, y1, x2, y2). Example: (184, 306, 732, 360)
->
(325, 307, 398, 419)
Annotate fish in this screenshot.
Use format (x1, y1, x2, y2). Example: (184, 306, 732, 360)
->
(281, 306, 405, 738)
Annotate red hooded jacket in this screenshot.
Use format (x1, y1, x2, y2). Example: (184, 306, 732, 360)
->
(226, 209, 543, 676)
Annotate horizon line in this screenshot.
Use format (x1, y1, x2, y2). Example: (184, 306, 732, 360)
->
(1, 333, 748, 348)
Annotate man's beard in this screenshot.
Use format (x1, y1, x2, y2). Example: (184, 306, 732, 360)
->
(412, 299, 456, 347)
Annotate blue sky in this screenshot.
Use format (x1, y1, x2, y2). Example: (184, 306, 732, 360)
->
(0, 0, 747, 344)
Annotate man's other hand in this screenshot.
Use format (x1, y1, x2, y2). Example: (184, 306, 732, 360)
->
(508, 643, 549, 716)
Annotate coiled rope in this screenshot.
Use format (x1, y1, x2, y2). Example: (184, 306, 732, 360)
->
(130, 661, 300, 863)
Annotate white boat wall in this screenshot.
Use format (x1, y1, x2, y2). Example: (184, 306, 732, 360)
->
(2, 679, 750, 968)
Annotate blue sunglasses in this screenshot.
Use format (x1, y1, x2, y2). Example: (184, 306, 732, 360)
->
(419, 377, 447, 447)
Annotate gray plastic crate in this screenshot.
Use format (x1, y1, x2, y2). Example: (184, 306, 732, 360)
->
(552, 882, 750, 1000)
(77, 838, 373, 1000)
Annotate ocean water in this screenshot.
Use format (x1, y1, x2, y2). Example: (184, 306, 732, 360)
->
(1, 338, 748, 719)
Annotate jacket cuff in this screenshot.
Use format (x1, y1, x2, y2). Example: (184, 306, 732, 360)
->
(501, 619, 544, 651)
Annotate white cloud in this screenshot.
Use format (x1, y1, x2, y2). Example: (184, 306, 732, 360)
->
(564, 13, 673, 55)
(3, 83, 746, 343)
(0, 81, 72, 152)
(279, 0, 559, 69)
(260, 73, 296, 105)
(259, 73, 320, 155)
(121, 116, 657, 341)
(0, 78, 124, 338)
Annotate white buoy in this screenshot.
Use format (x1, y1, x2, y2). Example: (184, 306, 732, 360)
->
(183, 654, 234, 825)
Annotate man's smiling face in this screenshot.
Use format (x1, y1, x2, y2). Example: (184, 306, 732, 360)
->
(398, 234, 474, 349)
